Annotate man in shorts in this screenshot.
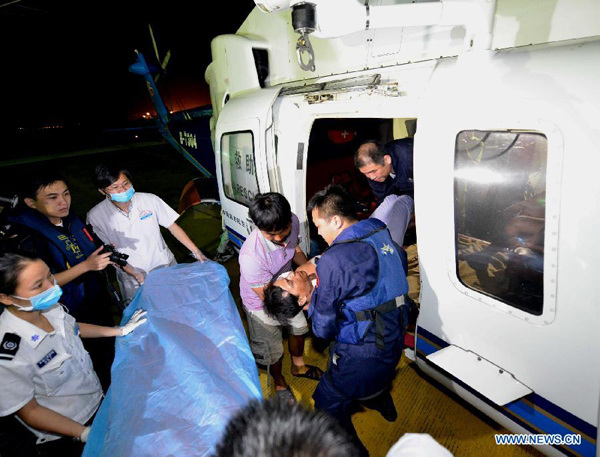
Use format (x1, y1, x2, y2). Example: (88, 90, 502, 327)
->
(239, 193, 322, 403)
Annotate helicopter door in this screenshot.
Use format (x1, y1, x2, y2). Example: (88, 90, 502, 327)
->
(214, 88, 280, 247)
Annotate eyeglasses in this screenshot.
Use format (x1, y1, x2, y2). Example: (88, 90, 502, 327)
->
(106, 179, 132, 193)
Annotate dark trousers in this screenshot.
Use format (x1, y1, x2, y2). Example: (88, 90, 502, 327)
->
(0, 415, 84, 457)
(313, 338, 403, 456)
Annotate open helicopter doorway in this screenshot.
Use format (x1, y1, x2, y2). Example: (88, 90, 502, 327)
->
(304, 117, 417, 255)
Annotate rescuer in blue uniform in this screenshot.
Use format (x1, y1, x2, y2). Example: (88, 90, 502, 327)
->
(307, 185, 409, 456)
(354, 139, 414, 247)
(355, 138, 414, 201)
(6, 170, 116, 391)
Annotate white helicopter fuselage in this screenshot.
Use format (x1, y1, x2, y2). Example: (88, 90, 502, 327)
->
(206, 1, 600, 455)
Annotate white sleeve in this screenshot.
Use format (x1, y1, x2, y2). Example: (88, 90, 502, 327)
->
(151, 195, 180, 228)
(0, 360, 36, 416)
(87, 209, 111, 245)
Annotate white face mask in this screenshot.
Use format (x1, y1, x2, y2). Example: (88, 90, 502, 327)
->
(11, 281, 63, 312)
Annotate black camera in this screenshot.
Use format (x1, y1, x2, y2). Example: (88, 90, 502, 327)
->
(0, 222, 32, 253)
(0, 195, 31, 253)
(82, 224, 129, 268)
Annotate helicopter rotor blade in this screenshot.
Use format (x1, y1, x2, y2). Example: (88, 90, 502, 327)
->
(149, 24, 161, 64)
(161, 50, 171, 71)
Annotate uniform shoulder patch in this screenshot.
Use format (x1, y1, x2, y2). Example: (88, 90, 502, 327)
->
(0, 333, 21, 361)
(380, 243, 395, 255)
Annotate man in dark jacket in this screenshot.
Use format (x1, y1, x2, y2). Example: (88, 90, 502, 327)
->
(7, 170, 116, 389)
(355, 138, 414, 201)
(355, 139, 415, 246)
(307, 185, 409, 456)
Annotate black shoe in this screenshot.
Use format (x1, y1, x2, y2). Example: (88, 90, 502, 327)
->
(215, 245, 236, 263)
(362, 391, 397, 422)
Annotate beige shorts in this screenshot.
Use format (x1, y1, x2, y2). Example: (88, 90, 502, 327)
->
(244, 308, 309, 365)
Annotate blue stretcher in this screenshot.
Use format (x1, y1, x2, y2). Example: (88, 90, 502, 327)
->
(83, 261, 262, 456)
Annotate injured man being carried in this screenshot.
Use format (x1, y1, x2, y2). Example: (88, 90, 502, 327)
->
(263, 258, 319, 324)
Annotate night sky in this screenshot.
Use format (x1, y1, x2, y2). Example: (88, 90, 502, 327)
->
(0, 0, 256, 132)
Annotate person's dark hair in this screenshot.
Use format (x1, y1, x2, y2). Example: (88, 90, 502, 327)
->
(263, 281, 301, 324)
(0, 251, 41, 296)
(307, 185, 357, 222)
(212, 398, 360, 457)
(21, 169, 69, 201)
(93, 163, 133, 190)
(354, 139, 386, 168)
(248, 193, 292, 232)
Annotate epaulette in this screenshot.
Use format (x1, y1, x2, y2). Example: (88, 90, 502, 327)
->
(0, 333, 21, 361)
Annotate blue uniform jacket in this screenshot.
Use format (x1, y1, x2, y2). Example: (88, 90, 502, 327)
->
(310, 218, 407, 343)
(8, 208, 104, 315)
(368, 138, 414, 202)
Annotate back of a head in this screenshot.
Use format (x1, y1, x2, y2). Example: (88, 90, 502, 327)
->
(307, 185, 357, 222)
(21, 169, 68, 201)
(248, 193, 292, 232)
(93, 163, 132, 189)
(213, 398, 360, 457)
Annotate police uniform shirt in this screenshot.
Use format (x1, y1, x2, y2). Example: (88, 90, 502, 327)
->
(0, 306, 103, 444)
(86, 192, 179, 274)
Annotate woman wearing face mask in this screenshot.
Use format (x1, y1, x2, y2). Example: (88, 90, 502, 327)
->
(0, 251, 147, 456)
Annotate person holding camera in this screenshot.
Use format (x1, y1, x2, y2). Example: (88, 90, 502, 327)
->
(5, 170, 121, 391)
(87, 163, 207, 304)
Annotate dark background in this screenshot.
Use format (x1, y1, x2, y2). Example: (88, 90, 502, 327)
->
(0, 1, 255, 135)
(0, 0, 257, 214)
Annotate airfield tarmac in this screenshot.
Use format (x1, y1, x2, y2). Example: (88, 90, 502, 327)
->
(1, 142, 541, 457)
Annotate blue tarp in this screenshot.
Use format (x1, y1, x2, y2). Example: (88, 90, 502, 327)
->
(83, 261, 262, 457)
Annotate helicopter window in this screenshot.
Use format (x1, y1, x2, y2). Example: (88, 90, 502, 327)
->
(454, 130, 547, 315)
(220, 131, 260, 207)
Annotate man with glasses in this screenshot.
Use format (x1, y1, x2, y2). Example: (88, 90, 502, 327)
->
(87, 163, 206, 304)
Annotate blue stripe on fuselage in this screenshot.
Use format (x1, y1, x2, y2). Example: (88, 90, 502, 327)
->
(416, 326, 596, 456)
(226, 226, 246, 248)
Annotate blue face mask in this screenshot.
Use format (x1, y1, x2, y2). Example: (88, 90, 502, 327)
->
(109, 186, 135, 203)
(12, 283, 63, 312)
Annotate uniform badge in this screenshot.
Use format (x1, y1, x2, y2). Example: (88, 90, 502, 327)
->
(139, 210, 153, 220)
(0, 333, 21, 361)
(37, 349, 57, 368)
(31, 334, 40, 342)
(381, 244, 395, 255)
